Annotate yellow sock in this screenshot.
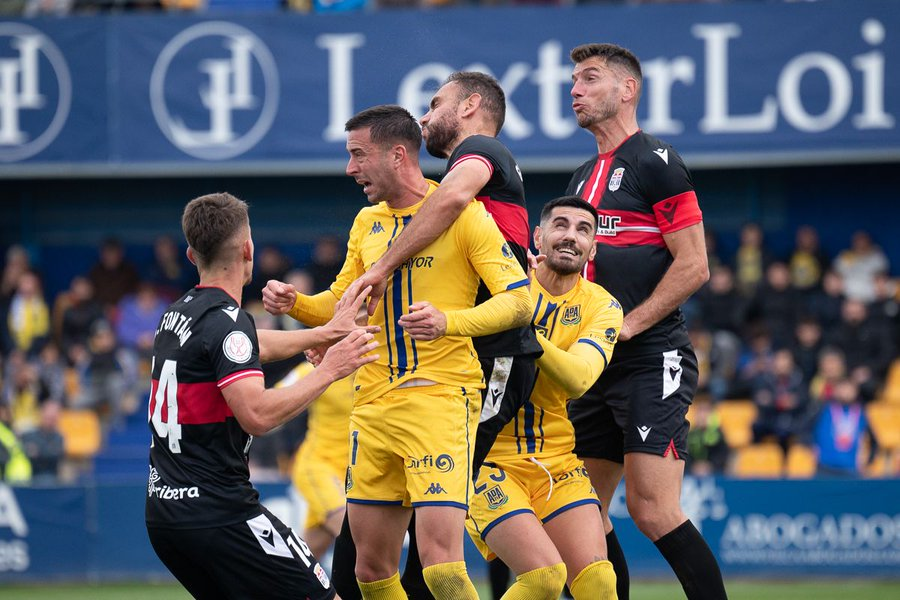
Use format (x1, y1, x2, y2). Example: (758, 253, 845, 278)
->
(421, 560, 478, 600)
(500, 562, 567, 600)
(571, 560, 618, 600)
(357, 571, 407, 600)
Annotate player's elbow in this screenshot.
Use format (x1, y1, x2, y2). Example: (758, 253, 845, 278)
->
(509, 287, 532, 327)
(236, 414, 274, 437)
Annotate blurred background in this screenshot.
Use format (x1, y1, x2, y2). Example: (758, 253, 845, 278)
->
(1, 0, 899, 596)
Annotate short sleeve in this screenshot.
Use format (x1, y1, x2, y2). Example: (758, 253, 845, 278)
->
(207, 309, 263, 389)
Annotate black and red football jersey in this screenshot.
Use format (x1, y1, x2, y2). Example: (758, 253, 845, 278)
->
(567, 131, 703, 356)
(446, 135, 541, 359)
(145, 286, 264, 529)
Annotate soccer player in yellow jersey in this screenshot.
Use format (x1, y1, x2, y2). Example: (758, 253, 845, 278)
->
(263, 105, 532, 600)
(285, 361, 353, 559)
(464, 196, 623, 599)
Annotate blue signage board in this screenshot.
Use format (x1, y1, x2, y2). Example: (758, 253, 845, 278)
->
(0, 1, 898, 176)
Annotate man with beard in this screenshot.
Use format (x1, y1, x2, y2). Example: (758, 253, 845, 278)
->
(466, 195, 621, 599)
(323, 72, 541, 599)
(565, 43, 726, 600)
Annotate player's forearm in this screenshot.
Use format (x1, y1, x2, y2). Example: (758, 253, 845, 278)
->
(287, 290, 339, 327)
(370, 190, 471, 278)
(444, 285, 531, 337)
(248, 368, 338, 435)
(625, 248, 708, 338)
(536, 337, 608, 398)
(256, 328, 336, 364)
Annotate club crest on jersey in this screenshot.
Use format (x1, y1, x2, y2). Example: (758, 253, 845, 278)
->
(608, 167, 625, 192)
(485, 485, 509, 509)
(596, 214, 621, 237)
(561, 305, 581, 326)
(223, 331, 253, 363)
(605, 328, 618, 343)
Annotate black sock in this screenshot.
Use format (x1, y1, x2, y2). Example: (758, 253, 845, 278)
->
(605, 528, 630, 600)
(331, 512, 361, 600)
(400, 513, 436, 600)
(654, 520, 728, 600)
(488, 558, 511, 599)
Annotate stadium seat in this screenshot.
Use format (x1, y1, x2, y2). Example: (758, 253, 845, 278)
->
(785, 444, 817, 479)
(732, 442, 784, 478)
(58, 409, 102, 459)
(878, 359, 900, 404)
(867, 401, 900, 450)
(716, 400, 757, 448)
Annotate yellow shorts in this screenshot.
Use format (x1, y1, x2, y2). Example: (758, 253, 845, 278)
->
(292, 444, 346, 530)
(466, 452, 600, 560)
(346, 384, 480, 509)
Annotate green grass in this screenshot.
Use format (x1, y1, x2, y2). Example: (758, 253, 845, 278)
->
(1, 580, 899, 599)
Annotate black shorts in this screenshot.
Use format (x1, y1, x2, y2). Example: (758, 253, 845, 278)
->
(147, 506, 335, 600)
(473, 354, 537, 471)
(569, 344, 698, 463)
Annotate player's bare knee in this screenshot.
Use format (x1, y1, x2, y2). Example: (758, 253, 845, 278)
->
(355, 556, 395, 583)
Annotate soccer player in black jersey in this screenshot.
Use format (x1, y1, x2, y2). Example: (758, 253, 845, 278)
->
(565, 44, 726, 600)
(146, 192, 378, 600)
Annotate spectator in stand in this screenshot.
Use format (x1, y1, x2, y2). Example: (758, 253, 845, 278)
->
(146, 235, 196, 302)
(833, 230, 889, 303)
(812, 378, 877, 477)
(808, 347, 846, 406)
(88, 237, 140, 311)
(750, 348, 808, 453)
(72, 320, 134, 430)
(34, 343, 67, 406)
(2, 352, 45, 433)
(695, 265, 746, 400)
(789, 225, 829, 295)
(0, 405, 31, 484)
(747, 261, 802, 349)
(20, 399, 65, 484)
(790, 317, 824, 387)
(59, 276, 105, 364)
(116, 282, 167, 364)
(0, 245, 31, 303)
(6, 271, 50, 358)
(704, 229, 722, 272)
(826, 298, 894, 402)
(733, 222, 773, 298)
(246, 246, 291, 302)
(307, 235, 344, 293)
(869, 273, 900, 349)
(733, 327, 775, 399)
(685, 399, 729, 477)
(807, 269, 845, 332)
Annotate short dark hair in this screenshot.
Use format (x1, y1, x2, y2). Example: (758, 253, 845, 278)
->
(445, 71, 506, 135)
(182, 192, 249, 268)
(570, 43, 642, 95)
(540, 195, 598, 230)
(345, 104, 422, 154)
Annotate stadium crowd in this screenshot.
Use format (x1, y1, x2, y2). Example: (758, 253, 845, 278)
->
(1, 0, 822, 18)
(0, 221, 896, 485)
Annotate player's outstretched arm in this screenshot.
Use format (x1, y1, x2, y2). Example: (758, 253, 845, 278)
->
(223, 329, 379, 435)
(263, 278, 341, 328)
(257, 285, 378, 363)
(346, 160, 492, 317)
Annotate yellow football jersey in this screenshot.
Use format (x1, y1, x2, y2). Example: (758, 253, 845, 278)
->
(489, 275, 623, 460)
(332, 181, 529, 405)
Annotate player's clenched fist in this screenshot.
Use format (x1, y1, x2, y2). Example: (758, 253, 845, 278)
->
(262, 279, 297, 315)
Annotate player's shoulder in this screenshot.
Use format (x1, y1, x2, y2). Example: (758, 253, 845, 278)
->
(455, 134, 510, 160)
(578, 278, 623, 316)
(627, 131, 687, 172)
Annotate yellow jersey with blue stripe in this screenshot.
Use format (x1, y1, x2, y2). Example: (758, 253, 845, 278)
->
(285, 361, 353, 468)
(332, 181, 529, 405)
(490, 275, 623, 460)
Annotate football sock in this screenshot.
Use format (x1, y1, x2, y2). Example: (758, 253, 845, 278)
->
(357, 572, 406, 600)
(500, 563, 566, 600)
(654, 520, 728, 600)
(570, 560, 617, 600)
(489, 559, 512, 599)
(400, 515, 436, 600)
(421, 561, 479, 600)
(607, 528, 630, 600)
(331, 512, 361, 600)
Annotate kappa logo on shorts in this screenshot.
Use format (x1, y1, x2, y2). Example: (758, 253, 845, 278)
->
(425, 482, 447, 495)
(484, 485, 508, 510)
